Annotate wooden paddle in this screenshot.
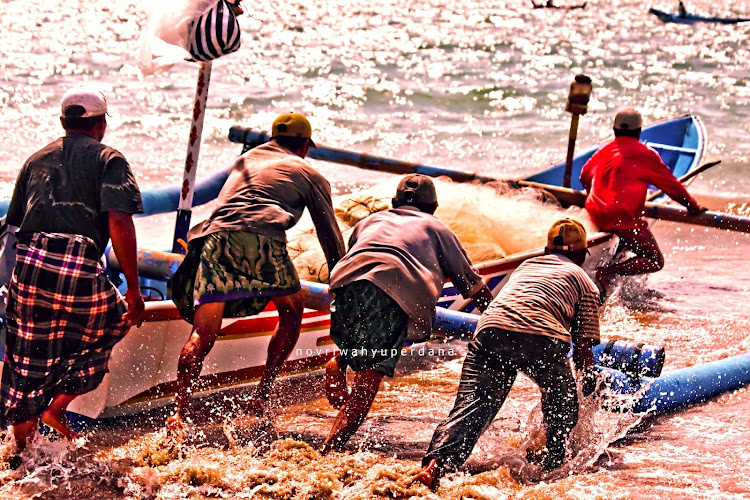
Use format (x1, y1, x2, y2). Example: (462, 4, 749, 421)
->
(227, 127, 749, 233)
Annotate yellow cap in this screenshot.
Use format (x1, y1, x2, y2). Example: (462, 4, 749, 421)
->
(272, 112, 315, 146)
(547, 218, 587, 251)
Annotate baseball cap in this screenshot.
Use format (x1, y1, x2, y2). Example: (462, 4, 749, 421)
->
(272, 112, 315, 147)
(394, 174, 438, 206)
(613, 108, 643, 131)
(547, 218, 588, 252)
(61, 86, 108, 118)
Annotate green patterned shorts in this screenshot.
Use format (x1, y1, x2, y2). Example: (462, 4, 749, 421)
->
(171, 231, 300, 324)
(330, 280, 409, 377)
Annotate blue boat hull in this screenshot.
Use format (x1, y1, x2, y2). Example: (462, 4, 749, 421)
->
(649, 7, 750, 25)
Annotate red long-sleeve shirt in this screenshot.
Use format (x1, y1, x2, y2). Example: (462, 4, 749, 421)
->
(580, 137, 697, 230)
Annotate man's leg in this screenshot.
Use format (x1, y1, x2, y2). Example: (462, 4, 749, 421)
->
(11, 417, 39, 453)
(247, 291, 304, 415)
(522, 338, 578, 471)
(325, 354, 348, 409)
(598, 227, 664, 280)
(167, 300, 225, 432)
(539, 379, 578, 471)
(415, 333, 515, 489)
(40, 393, 79, 440)
(320, 368, 383, 455)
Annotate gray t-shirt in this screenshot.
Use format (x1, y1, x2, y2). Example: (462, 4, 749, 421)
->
(7, 134, 143, 256)
(329, 206, 485, 340)
(189, 142, 344, 271)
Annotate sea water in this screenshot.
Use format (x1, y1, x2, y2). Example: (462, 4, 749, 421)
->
(1, 0, 750, 498)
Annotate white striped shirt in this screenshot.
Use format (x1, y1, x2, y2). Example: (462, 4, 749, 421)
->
(476, 254, 600, 344)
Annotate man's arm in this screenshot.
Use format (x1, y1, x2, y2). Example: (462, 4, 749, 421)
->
(571, 286, 601, 394)
(307, 187, 346, 273)
(642, 153, 706, 214)
(469, 285, 493, 313)
(6, 167, 28, 228)
(571, 336, 595, 372)
(108, 210, 145, 327)
(579, 161, 593, 192)
(579, 148, 603, 193)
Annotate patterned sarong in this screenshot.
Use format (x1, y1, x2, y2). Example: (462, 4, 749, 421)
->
(0, 233, 129, 426)
(170, 231, 300, 324)
(330, 280, 409, 377)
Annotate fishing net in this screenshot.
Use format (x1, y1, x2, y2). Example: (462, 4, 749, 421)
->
(287, 178, 596, 284)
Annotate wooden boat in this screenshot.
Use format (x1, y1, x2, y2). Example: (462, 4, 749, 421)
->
(649, 7, 750, 25)
(532, 1, 587, 10)
(0, 116, 708, 421)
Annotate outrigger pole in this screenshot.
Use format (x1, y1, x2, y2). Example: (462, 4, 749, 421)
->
(171, 61, 212, 254)
(226, 128, 750, 234)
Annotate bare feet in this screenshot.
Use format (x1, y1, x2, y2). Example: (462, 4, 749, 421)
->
(412, 459, 441, 490)
(40, 408, 79, 441)
(165, 413, 185, 442)
(525, 446, 546, 466)
(244, 393, 269, 418)
(325, 356, 348, 409)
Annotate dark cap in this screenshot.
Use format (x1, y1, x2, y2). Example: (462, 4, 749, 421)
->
(394, 174, 438, 206)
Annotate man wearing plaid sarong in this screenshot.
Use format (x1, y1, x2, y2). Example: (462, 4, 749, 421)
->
(1, 86, 144, 456)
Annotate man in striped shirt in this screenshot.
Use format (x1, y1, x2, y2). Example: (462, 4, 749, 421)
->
(415, 219, 601, 489)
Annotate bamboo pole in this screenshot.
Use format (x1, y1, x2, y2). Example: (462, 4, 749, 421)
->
(171, 61, 212, 254)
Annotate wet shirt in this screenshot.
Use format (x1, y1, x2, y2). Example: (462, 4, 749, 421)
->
(329, 206, 485, 339)
(579, 137, 697, 230)
(189, 142, 345, 271)
(476, 254, 600, 344)
(6, 135, 143, 256)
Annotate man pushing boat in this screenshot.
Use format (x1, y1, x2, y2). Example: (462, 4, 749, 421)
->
(320, 174, 493, 454)
(414, 219, 601, 489)
(1, 87, 145, 458)
(168, 113, 345, 431)
(580, 108, 706, 293)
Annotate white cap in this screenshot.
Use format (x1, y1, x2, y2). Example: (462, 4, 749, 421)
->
(61, 86, 108, 118)
(613, 108, 643, 131)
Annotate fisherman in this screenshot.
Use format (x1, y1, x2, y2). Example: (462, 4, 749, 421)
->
(579, 108, 706, 293)
(320, 174, 494, 455)
(678, 1, 687, 17)
(1, 86, 145, 456)
(413, 219, 600, 489)
(167, 113, 345, 431)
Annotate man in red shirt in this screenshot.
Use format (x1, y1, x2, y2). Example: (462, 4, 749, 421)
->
(580, 108, 705, 292)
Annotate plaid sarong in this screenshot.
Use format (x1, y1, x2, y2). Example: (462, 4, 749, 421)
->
(170, 231, 300, 324)
(0, 232, 129, 426)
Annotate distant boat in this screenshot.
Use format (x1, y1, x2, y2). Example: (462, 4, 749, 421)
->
(649, 7, 750, 25)
(531, 1, 587, 9)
